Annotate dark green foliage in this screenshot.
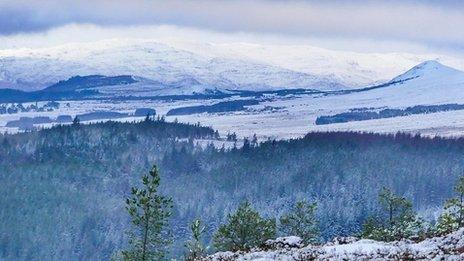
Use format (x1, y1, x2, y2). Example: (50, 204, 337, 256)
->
(280, 200, 319, 244)
(213, 201, 276, 252)
(121, 165, 172, 260)
(184, 219, 207, 260)
(435, 176, 464, 235)
(361, 187, 424, 241)
(378, 187, 413, 227)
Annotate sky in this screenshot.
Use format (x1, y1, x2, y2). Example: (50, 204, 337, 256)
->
(0, 0, 463, 56)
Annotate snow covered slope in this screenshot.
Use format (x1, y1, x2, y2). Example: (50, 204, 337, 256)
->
(336, 60, 464, 107)
(391, 60, 464, 83)
(207, 229, 464, 260)
(177, 42, 463, 87)
(0, 40, 343, 92)
(1, 39, 464, 93)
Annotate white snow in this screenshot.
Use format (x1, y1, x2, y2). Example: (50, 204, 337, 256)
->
(207, 228, 464, 260)
(264, 236, 304, 249)
(2, 60, 464, 139)
(0, 39, 344, 92)
(2, 38, 464, 92)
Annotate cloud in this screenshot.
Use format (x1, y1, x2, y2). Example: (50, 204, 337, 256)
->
(0, 0, 463, 51)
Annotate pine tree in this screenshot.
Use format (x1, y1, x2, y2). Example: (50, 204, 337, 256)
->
(213, 201, 276, 252)
(435, 211, 459, 235)
(144, 113, 152, 122)
(251, 134, 258, 147)
(378, 187, 412, 227)
(361, 187, 424, 241)
(184, 219, 207, 261)
(121, 165, 173, 261)
(72, 116, 80, 126)
(435, 176, 464, 235)
(279, 200, 319, 244)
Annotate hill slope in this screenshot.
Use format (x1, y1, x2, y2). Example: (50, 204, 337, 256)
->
(0, 40, 345, 92)
(2, 39, 464, 93)
(339, 60, 464, 108)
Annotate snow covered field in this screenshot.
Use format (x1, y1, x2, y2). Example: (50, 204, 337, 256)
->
(1, 61, 464, 138)
(3, 93, 464, 139)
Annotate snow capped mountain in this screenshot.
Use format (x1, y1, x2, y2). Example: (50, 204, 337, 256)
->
(167, 41, 464, 87)
(0, 40, 344, 92)
(386, 60, 464, 92)
(1, 39, 464, 94)
(339, 61, 464, 108)
(391, 60, 464, 83)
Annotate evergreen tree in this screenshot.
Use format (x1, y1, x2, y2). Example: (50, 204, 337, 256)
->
(121, 165, 173, 261)
(144, 113, 152, 122)
(184, 219, 207, 261)
(242, 138, 251, 151)
(213, 201, 276, 252)
(378, 187, 412, 227)
(251, 134, 258, 147)
(279, 200, 319, 244)
(435, 176, 464, 235)
(72, 116, 80, 126)
(361, 187, 424, 241)
(226, 132, 237, 142)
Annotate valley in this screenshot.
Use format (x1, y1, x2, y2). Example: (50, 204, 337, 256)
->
(3, 2, 464, 260)
(1, 60, 464, 138)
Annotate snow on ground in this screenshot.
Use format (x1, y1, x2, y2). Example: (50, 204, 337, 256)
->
(2, 61, 464, 138)
(3, 92, 464, 139)
(206, 229, 464, 260)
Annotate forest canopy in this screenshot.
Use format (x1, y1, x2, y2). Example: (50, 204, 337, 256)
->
(1, 120, 463, 259)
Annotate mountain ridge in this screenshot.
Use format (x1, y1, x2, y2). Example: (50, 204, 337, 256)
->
(0, 40, 346, 92)
(1, 60, 463, 104)
(2, 39, 464, 92)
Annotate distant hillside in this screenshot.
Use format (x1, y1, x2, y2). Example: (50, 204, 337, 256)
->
(2, 40, 463, 92)
(0, 75, 137, 103)
(0, 40, 347, 92)
(44, 75, 136, 92)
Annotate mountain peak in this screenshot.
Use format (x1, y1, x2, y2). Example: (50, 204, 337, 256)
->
(410, 60, 453, 73)
(391, 60, 461, 83)
(416, 60, 442, 68)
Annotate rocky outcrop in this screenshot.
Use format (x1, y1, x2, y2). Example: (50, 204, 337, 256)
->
(205, 228, 464, 260)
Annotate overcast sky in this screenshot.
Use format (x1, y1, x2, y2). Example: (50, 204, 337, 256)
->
(1, 0, 463, 55)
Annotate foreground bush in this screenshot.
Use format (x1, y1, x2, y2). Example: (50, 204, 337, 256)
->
(361, 187, 424, 241)
(435, 176, 464, 235)
(279, 200, 319, 244)
(213, 201, 276, 251)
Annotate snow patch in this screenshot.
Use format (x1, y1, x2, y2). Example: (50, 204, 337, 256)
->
(206, 228, 464, 260)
